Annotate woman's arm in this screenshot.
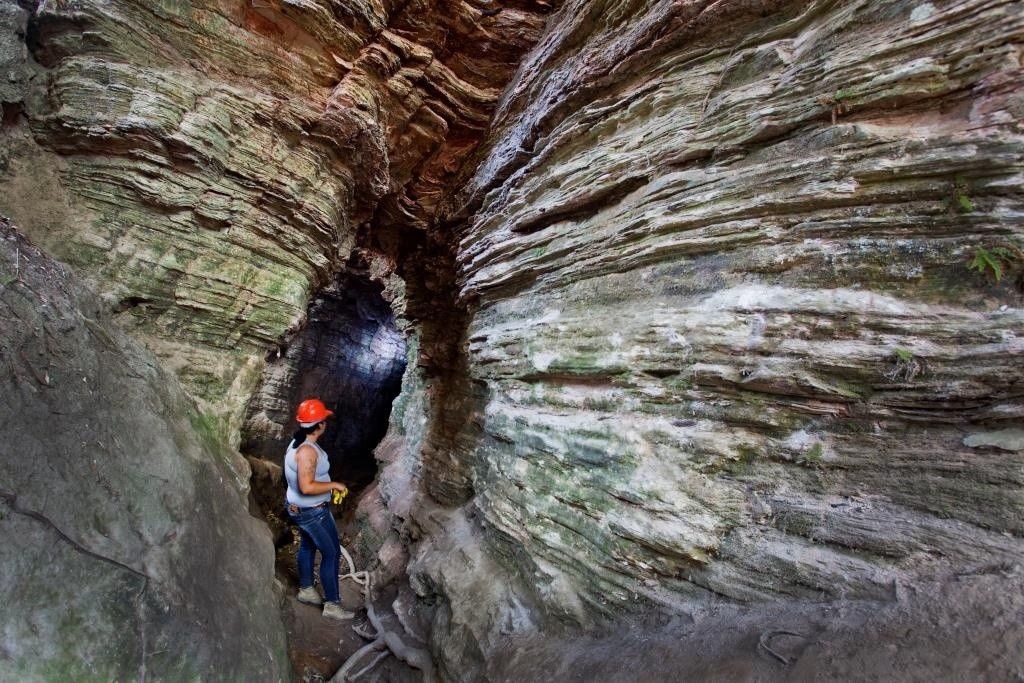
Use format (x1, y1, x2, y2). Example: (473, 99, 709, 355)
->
(296, 445, 347, 496)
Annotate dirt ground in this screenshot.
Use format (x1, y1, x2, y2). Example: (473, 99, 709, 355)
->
(282, 582, 423, 683)
(277, 521, 422, 683)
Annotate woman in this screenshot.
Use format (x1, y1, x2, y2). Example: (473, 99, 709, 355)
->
(284, 398, 353, 620)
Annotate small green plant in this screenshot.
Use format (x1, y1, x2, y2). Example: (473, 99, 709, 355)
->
(953, 177, 974, 213)
(803, 442, 824, 464)
(967, 246, 1018, 283)
(886, 346, 923, 382)
(723, 444, 758, 475)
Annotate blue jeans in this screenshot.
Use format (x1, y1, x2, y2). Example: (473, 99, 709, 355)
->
(287, 504, 340, 603)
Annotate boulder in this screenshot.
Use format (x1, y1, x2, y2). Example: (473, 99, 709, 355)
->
(0, 219, 288, 681)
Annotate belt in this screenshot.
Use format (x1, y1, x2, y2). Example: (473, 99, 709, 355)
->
(287, 502, 327, 514)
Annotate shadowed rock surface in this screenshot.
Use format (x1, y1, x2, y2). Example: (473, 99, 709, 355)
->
(242, 270, 406, 488)
(0, 0, 1023, 681)
(0, 219, 288, 680)
(487, 568, 1024, 682)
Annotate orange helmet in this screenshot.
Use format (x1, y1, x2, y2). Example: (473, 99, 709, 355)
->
(296, 398, 333, 426)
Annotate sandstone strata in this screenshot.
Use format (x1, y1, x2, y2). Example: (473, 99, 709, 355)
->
(391, 0, 1024, 674)
(0, 219, 288, 680)
(0, 0, 553, 438)
(2, 0, 1023, 680)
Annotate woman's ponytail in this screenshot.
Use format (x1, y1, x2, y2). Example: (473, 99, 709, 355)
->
(290, 422, 322, 449)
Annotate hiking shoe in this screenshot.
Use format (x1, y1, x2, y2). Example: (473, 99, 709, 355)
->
(297, 586, 323, 606)
(322, 601, 354, 621)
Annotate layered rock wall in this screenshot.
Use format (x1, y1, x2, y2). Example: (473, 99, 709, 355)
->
(410, 0, 1024, 661)
(4, 0, 1024, 679)
(0, 0, 553, 435)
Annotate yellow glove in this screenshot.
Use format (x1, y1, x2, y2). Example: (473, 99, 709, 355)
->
(331, 488, 347, 505)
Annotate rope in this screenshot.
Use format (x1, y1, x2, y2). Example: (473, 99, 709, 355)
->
(329, 541, 436, 683)
(338, 543, 369, 588)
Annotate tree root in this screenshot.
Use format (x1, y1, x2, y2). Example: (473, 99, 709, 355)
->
(392, 591, 427, 644)
(332, 639, 386, 682)
(352, 623, 377, 640)
(0, 487, 150, 582)
(330, 545, 436, 683)
(350, 650, 390, 680)
(758, 630, 806, 666)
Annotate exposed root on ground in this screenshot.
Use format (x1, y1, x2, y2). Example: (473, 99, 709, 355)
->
(330, 545, 436, 683)
(758, 630, 808, 666)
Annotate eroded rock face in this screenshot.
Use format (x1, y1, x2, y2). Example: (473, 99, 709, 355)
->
(242, 269, 406, 487)
(408, 0, 1024, 671)
(0, 220, 288, 680)
(0, 0, 553, 434)
(4, 0, 1024, 680)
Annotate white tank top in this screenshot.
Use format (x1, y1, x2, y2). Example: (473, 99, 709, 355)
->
(284, 440, 331, 507)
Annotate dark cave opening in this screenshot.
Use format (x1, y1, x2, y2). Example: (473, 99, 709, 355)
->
(242, 270, 407, 502)
(238, 269, 408, 677)
(294, 274, 406, 487)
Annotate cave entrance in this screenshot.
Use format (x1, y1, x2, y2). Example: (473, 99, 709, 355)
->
(240, 269, 407, 677)
(241, 269, 407, 508)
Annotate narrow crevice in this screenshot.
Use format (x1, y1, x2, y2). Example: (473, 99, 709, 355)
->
(1, 102, 25, 127)
(242, 269, 406, 490)
(240, 266, 407, 586)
